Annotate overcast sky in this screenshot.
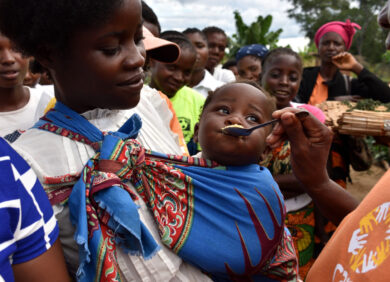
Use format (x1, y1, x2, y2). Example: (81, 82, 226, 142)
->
(145, 0, 310, 51)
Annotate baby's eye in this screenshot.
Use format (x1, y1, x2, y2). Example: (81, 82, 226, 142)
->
(246, 115, 259, 122)
(217, 107, 229, 114)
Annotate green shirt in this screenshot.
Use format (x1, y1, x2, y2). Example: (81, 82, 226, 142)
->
(170, 86, 205, 144)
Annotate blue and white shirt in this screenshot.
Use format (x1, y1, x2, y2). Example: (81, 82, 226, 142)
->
(0, 138, 59, 282)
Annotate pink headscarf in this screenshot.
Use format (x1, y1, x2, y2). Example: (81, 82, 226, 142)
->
(314, 20, 361, 50)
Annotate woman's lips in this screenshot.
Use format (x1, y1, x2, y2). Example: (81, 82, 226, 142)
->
(0, 70, 19, 80)
(117, 73, 144, 91)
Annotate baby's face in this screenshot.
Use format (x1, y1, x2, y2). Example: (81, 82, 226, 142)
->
(194, 83, 272, 166)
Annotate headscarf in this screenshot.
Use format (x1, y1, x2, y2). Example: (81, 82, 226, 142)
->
(236, 44, 269, 61)
(314, 20, 361, 50)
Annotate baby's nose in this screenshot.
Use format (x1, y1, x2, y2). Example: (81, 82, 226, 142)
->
(225, 115, 243, 125)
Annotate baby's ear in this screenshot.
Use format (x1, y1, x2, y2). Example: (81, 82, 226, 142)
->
(193, 122, 200, 143)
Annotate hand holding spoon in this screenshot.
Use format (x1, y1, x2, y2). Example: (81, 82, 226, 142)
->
(221, 111, 309, 137)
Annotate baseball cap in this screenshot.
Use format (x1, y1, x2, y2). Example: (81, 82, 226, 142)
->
(143, 26, 180, 63)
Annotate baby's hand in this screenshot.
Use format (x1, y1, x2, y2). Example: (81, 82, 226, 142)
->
(332, 52, 363, 74)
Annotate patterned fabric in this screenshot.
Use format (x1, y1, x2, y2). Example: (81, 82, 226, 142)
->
(34, 102, 298, 281)
(262, 140, 315, 279)
(0, 138, 58, 282)
(285, 204, 315, 278)
(236, 44, 269, 61)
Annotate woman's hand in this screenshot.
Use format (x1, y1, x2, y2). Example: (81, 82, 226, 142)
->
(266, 107, 358, 224)
(332, 52, 364, 74)
(266, 107, 333, 188)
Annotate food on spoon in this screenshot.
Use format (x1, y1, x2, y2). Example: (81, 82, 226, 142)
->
(221, 124, 244, 134)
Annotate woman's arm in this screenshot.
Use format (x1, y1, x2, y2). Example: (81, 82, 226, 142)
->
(13, 239, 70, 282)
(267, 108, 359, 224)
(332, 52, 390, 102)
(273, 174, 306, 198)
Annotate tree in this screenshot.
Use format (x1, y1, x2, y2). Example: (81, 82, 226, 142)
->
(227, 11, 282, 58)
(286, 0, 387, 64)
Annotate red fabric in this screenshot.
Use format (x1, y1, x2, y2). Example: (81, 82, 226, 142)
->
(314, 20, 361, 50)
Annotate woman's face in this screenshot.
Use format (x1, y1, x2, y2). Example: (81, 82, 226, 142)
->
(379, 1, 390, 50)
(48, 0, 146, 113)
(0, 34, 29, 89)
(186, 32, 209, 72)
(318, 32, 345, 63)
(237, 55, 262, 82)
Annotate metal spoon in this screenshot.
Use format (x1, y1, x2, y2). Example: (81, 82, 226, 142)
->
(222, 111, 309, 137)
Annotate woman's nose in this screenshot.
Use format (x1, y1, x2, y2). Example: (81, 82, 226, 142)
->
(173, 70, 184, 82)
(0, 49, 16, 65)
(123, 43, 146, 70)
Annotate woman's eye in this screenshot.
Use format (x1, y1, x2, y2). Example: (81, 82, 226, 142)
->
(217, 108, 229, 114)
(101, 47, 120, 56)
(270, 72, 280, 79)
(136, 36, 145, 45)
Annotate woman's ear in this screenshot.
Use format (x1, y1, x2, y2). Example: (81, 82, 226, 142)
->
(193, 122, 200, 143)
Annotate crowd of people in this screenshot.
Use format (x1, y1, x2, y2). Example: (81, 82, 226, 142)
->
(1, 0, 390, 281)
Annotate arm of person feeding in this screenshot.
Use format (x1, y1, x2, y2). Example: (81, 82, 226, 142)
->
(266, 107, 359, 225)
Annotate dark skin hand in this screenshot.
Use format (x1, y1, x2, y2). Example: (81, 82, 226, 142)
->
(274, 174, 306, 199)
(12, 239, 70, 282)
(266, 107, 359, 225)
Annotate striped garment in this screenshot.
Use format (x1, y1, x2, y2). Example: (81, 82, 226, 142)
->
(0, 138, 59, 282)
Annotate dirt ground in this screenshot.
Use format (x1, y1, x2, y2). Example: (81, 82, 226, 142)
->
(348, 164, 387, 202)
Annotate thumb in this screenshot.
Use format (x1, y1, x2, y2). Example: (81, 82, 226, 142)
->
(279, 111, 308, 147)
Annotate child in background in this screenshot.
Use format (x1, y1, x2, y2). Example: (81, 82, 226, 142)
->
(0, 33, 52, 138)
(141, 0, 161, 37)
(236, 44, 268, 82)
(202, 26, 235, 83)
(183, 28, 224, 98)
(23, 58, 41, 88)
(260, 47, 325, 279)
(222, 58, 238, 78)
(150, 31, 205, 154)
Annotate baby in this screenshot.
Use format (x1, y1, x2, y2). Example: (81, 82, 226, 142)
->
(194, 81, 275, 165)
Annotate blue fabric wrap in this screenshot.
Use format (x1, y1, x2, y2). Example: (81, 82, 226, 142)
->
(173, 164, 284, 281)
(33, 102, 160, 281)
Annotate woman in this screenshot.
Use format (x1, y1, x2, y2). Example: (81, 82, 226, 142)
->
(296, 20, 390, 104)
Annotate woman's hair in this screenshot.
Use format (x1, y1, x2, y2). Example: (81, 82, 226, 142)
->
(261, 47, 302, 72)
(182, 28, 207, 41)
(160, 30, 196, 54)
(201, 81, 276, 118)
(222, 58, 236, 69)
(0, 0, 124, 57)
(202, 26, 226, 38)
(142, 0, 161, 34)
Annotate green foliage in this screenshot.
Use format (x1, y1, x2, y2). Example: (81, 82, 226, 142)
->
(227, 10, 282, 58)
(286, 0, 387, 64)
